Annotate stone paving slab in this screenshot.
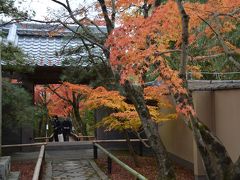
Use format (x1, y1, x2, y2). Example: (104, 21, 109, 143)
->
(44, 160, 107, 180)
(45, 149, 94, 160)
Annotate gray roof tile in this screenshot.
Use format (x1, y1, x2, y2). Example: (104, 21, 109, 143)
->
(2, 23, 106, 66)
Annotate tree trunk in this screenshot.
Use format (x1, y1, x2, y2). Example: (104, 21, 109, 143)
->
(124, 130, 140, 167)
(157, 60, 234, 179)
(159, 69, 234, 179)
(190, 114, 232, 179)
(73, 104, 88, 136)
(71, 112, 81, 132)
(38, 119, 42, 136)
(82, 123, 88, 140)
(124, 81, 175, 180)
(72, 92, 88, 136)
(170, 1, 235, 179)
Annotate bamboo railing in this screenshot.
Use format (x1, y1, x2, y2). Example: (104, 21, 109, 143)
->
(2, 143, 46, 180)
(34, 133, 54, 142)
(2, 142, 47, 148)
(93, 142, 147, 180)
(70, 132, 95, 141)
(32, 145, 45, 180)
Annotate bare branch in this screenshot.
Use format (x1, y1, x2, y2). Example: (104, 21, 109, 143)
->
(0, 18, 26, 27)
(189, 53, 225, 61)
(81, 38, 96, 63)
(52, 0, 68, 9)
(57, 20, 108, 51)
(51, 0, 102, 43)
(134, 131, 151, 148)
(60, 33, 79, 55)
(98, 0, 114, 34)
(216, 7, 240, 19)
(154, 49, 181, 56)
(47, 85, 73, 105)
(88, 19, 108, 37)
(111, 0, 116, 27)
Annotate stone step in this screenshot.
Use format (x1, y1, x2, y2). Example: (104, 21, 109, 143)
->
(46, 141, 93, 151)
(7, 171, 20, 180)
(0, 156, 11, 180)
(45, 149, 94, 160)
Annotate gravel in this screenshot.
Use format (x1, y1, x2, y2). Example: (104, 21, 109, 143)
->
(11, 160, 36, 180)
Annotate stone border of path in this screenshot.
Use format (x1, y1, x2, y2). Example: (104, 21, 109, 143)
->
(89, 160, 109, 180)
(43, 161, 52, 180)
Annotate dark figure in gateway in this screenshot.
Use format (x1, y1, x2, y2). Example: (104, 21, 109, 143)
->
(62, 117, 72, 141)
(52, 115, 62, 142)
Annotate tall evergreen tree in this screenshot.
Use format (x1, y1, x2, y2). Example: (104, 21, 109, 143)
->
(0, 0, 33, 155)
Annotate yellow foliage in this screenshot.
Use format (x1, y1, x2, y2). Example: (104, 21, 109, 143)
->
(95, 86, 177, 132)
(187, 65, 203, 79)
(222, 21, 236, 33)
(85, 86, 129, 111)
(100, 111, 141, 132)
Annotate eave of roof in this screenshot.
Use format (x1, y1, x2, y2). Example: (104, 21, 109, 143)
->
(188, 80, 240, 91)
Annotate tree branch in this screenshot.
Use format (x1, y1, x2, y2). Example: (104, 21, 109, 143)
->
(0, 18, 26, 27)
(88, 18, 108, 37)
(198, 15, 240, 70)
(154, 49, 181, 56)
(135, 131, 151, 148)
(111, 0, 116, 28)
(98, 0, 114, 34)
(176, 0, 189, 79)
(189, 53, 225, 61)
(47, 85, 73, 105)
(216, 7, 240, 18)
(52, 0, 68, 9)
(57, 20, 107, 51)
(51, 0, 101, 43)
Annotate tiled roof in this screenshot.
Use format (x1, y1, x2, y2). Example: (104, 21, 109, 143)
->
(2, 23, 106, 66)
(17, 35, 80, 66)
(188, 80, 240, 91)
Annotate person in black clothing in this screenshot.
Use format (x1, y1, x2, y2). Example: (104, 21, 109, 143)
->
(62, 117, 72, 141)
(52, 115, 61, 142)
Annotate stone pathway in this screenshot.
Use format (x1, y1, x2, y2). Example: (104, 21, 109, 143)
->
(45, 160, 108, 180)
(10, 141, 108, 180)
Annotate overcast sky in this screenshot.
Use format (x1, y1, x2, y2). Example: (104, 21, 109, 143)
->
(17, 0, 88, 20)
(15, 0, 57, 20)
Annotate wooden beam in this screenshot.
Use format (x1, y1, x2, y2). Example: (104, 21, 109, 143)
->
(2, 142, 46, 148)
(32, 145, 45, 180)
(93, 139, 148, 143)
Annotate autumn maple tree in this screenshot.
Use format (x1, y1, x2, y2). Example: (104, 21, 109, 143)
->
(35, 79, 178, 169)
(106, 0, 240, 179)
(48, 83, 92, 136)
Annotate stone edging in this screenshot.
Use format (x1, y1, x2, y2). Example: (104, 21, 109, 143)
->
(89, 160, 109, 180)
